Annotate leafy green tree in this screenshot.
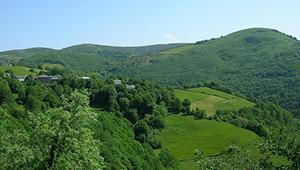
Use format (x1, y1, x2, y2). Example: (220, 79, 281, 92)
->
(28, 90, 105, 169)
(193, 108, 206, 119)
(159, 148, 179, 169)
(170, 98, 182, 113)
(125, 108, 138, 124)
(134, 120, 150, 143)
(119, 97, 130, 112)
(25, 95, 42, 111)
(0, 79, 17, 111)
(182, 98, 191, 113)
(0, 109, 34, 170)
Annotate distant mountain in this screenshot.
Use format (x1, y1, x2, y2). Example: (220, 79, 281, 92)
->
(0, 28, 299, 117)
(0, 47, 55, 65)
(0, 43, 188, 71)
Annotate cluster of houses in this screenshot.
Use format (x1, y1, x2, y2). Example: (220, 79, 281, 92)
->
(15, 76, 135, 89)
(113, 79, 136, 89)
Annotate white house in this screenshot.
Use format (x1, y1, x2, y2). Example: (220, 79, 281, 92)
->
(16, 75, 27, 81)
(113, 79, 122, 85)
(126, 84, 135, 89)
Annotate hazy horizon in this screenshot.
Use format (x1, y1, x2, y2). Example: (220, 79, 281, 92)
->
(1, 0, 299, 51)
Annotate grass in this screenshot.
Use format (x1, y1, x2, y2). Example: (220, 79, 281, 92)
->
(158, 114, 258, 169)
(40, 63, 64, 70)
(175, 87, 254, 115)
(0, 66, 39, 76)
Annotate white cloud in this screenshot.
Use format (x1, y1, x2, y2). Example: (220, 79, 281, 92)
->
(164, 33, 179, 43)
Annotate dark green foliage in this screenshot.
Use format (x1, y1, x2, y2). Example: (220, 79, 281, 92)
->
(0, 91, 105, 170)
(94, 112, 163, 170)
(192, 108, 207, 120)
(0, 69, 176, 169)
(214, 102, 299, 136)
(0, 78, 16, 107)
(134, 120, 150, 143)
(159, 148, 179, 169)
(169, 98, 182, 113)
(181, 98, 191, 113)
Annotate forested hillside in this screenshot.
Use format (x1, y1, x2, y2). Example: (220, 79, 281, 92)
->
(114, 28, 300, 117)
(0, 28, 299, 118)
(0, 67, 299, 169)
(0, 43, 187, 72)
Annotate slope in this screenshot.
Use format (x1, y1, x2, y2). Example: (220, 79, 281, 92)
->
(175, 87, 254, 115)
(158, 114, 258, 169)
(0, 43, 188, 72)
(113, 28, 300, 117)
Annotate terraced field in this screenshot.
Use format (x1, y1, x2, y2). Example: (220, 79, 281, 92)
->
(158, 114, 258, 169)
(175, 87, 254, 115)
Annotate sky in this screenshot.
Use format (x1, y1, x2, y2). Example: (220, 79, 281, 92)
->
(0, 0, 299, 51)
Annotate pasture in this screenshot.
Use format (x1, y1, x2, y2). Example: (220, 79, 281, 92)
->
(0, 66, 39, 76)
(175, 87, 254, 115)
(158, 114, 258, 169)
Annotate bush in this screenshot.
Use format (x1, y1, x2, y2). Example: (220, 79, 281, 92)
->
(159, 148, 179, 169)
(193, 108, 207, 119)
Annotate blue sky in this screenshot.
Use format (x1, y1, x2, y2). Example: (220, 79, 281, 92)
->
(0, 0, 299, 51)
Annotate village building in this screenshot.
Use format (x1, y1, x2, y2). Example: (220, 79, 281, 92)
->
(113, 79, 122, 85)
(126, 84, 136, 89)
(16, 75, 27, 81)
(35, 75, 61, 85)
(80, 76, 90, 80)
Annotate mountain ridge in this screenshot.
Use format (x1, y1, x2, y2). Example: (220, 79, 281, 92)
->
(0, 28, 299, 117)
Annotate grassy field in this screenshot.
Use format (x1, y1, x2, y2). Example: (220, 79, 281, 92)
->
(175, 87, 254, 115)
(0, 66, 39, 76)
(158, 114, 258, 169)
(40, 63, 64, 70)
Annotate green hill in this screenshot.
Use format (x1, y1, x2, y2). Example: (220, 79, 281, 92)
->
(0, 43, 188, 72)
(0, 48, 55, 65)
(158, 114, 258, 169)
(114, 28, 300, 117)
(0, 28, 299, 117)
(175, 87, 254, 115)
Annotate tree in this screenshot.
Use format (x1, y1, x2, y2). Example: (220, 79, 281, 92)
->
(134, 120, 150, 143)
(170, 98, 182, 113)
(124, 108, 139, 124)
(27, 90, 105, 169)
(0, 108, 34, 169)
(119, 97, 130, 112)
(182, 98, 191, 113)
(159, 148, 179, 169)
(0, 79, 15, 105)
(0, 79, 17, 111)
(193, 108, 206, 119)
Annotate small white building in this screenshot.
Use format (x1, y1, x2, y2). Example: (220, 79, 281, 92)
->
(113, 79, 122, 85)
(16, 75, 27, 81)
(126, 84, 135, 89)
(80, 77, 90, 80)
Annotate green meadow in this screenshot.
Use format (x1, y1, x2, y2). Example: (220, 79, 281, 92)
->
(0, 66, 39, 76)
(175, 87, 254, 115)
(40, 63, 64, 70)
(158, 114, 258, 169)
